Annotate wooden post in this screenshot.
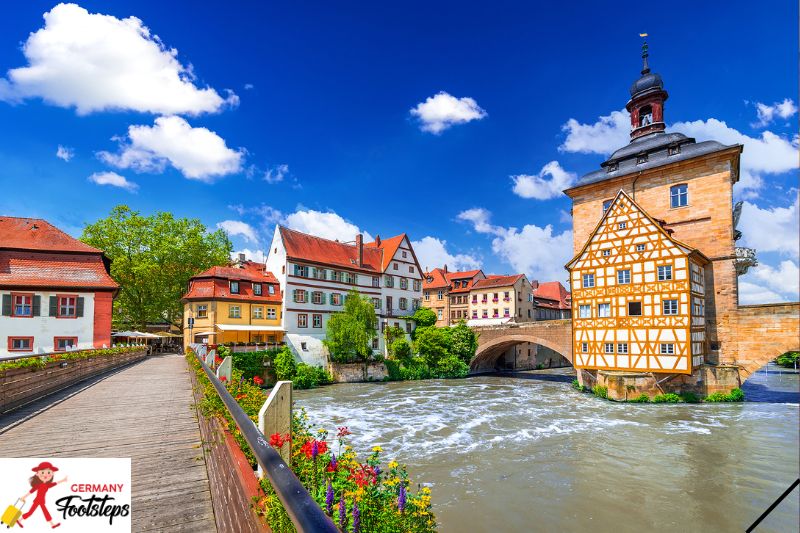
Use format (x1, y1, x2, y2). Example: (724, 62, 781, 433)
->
(216, 356, 232, 382)
(258, 381, 293, 468)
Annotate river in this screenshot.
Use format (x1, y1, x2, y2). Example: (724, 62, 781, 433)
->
(295, 365, 799, 532)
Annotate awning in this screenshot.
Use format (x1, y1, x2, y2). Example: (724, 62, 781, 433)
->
(215, 324, 285, 332)
(112, 331, 161, 338)
(466, 318, 513, 327)
(193, 331, 216, 337)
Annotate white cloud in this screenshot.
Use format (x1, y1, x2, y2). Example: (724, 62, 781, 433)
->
(458, 208, 572, 282)
(98, 115, 243, 181)
(228, 203, 284, 226)
(746, 260, 800, 302)
(0, 3, 236, 115)
(231, 248, 266, 263)
(559, 110, 630, 154)
(559, 209, 572, 224)
(752, 98, 797, 127)
(738, 196, 799, 258)
(284, 209, 372, 243)
(738, 280, 786, 305)
(56, 144, 73, 161)
(87, 171, 138, 192)
(411, 236, 481, 272)
(244, 83, 254, 90)
(217, 220, 258, 243)
(410, 91, 487, 134)
(264, 163, 289, 184)
(511, 160, 576, 200)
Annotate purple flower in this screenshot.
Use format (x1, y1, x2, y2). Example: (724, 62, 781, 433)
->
(325, 482, 334, 515)
(398, 484, 406, 512)
(330, 453, 337, 470)
(311, 440, 319, 459)
(352, 501, 360, 533)
(374, 466, 381, 476)
(338, 494, 347, 530)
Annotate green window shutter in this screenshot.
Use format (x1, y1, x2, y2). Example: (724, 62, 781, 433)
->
(76, 297, 85, 317)
(32, 295, 41, 316)
(49, 296, 58, 316)
(1, 294, 10, 316)
(293, 290, 297, 303)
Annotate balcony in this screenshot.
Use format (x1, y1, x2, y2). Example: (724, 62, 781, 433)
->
(734, 247, 758, 275)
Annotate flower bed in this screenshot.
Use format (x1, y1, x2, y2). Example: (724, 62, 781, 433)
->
(186, 348, 437, 532)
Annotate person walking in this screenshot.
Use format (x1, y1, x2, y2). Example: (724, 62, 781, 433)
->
(16, 461, 67, 529)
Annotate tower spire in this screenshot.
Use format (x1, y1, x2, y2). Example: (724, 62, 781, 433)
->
(639, 33, 650, 74)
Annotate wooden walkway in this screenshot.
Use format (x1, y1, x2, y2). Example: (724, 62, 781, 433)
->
(0, 353, 217, 532)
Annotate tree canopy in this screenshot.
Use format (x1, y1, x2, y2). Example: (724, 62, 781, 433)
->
(446, 322, 479, 364)
(324, 289, 378, 363)
(81, 205, 232, 330)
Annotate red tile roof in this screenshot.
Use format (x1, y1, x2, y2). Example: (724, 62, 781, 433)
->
(280, 226, 384, 272)
(422, 268, 449, 290)
(533, 281, 571, 310)
(0, 251, 118, 290)
(0, 216, 101, 253)
(184, 260, 282, 303)
(364, 234, 407, 271)
(473, 274, 525, 290)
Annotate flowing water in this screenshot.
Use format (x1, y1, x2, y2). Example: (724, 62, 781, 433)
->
(295, 365, 799, 533)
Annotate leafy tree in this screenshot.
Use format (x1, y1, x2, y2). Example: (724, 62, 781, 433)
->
(274, 347, 297, 381)
(81, 205, 232, 330)
(446, 322, 479, 364)
(411, 307, 437, 328)
(415, 327, 450, 368)
(384, 325, 405, 357)
(391, 338, 412, 364)
(324, 289, 378, 363)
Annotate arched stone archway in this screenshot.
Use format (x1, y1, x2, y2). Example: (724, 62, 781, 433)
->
(734, 303, 800, 382)
(471, 320, 573, 373)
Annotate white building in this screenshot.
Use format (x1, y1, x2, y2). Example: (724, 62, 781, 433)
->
(266, 226, 423, 365)
(0, 217, 119, 358)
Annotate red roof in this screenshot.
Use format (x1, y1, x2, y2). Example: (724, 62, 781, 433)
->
(0, 251, 118, 290)
(280, 226, 384, 272)
(446, 269, 483, 293)
(184, 260, 282, 302)
(533, 281, 571, 310)
(422, 268, 449, 290)
(364, 234, 407, 271)
(473, 274, 525, 290)
(0, 217, 101, 253)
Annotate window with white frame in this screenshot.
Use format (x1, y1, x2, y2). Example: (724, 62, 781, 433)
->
(230, 281, 240, 294)
(253, 283, 262, 295)
(581, 342, 588, 352)
(660, 343, 675, 354)
(385, 276, 394, 288)
(399, 298, 408, 310)
(437, 309, 442, 319)
(579, 305, 591, 318)
(424, 291, 430, 301)
(331, 293, 342, 306)
(372, 276, 380, 288)
(252, 306, 264, 319)
(617, 343, 628, 354)
(413, 280, 421, 291)
(598, 303, 611, 317)
(294, 289, 307, 303)
(602, 249, 611, 257)
(13, 294, 32, 317)
(663, 299, 679, 315)
(298, 314, 308, 327)
(604, 343, 614, 354)
(670, 184, 688, 208)
(618, 221, 627, 229)
(295, 265, 309, 277)
(636, 243, 646, 252)
(437, 290, 443, 300)
(197, 304, 208, 318)
(229, 305, 241, 318)
(58, 296, 77, 317)
(583, 273, 595, 288)
(9, 337, 32, 351)
(400, 278, 408, 290)
(617, 270, 631, 284)
(657, 265, 673, 281)
(267, 307, 277, 319)
(312, 314, 322, 328)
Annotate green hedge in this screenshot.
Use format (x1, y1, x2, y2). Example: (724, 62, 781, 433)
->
(0, 346, 144, 375)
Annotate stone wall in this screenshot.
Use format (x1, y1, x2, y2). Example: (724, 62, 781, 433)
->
(329, 361, 388, 382)
(734, 303, 800, 376)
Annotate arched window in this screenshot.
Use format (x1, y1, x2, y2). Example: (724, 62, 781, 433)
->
(639, 105, 653, 126)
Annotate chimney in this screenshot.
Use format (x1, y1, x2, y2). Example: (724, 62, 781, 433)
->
(375, 235, 381, 247)
(443, 264, 448, 274)
(237, 253, 246, 267)
(356, 234, 363, 267)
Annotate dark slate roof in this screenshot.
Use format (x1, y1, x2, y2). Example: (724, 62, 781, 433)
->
(571, 131, 737, 188)
(630, 71, 664, 96)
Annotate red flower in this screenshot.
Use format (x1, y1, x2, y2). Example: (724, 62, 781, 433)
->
(269, 433, 285, 448)
(253, 375, 264, 386)
(220, 376, 227, 382)
(235, 394, 245, 400)
(300, 439, 328, 459)
(336, 426, 352, 438)
(215, 356, 223, 365)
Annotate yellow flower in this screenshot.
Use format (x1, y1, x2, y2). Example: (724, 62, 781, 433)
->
(388, 460, 398, 469)
(421, 487, 431, 495)
(372, 446, 382, 453)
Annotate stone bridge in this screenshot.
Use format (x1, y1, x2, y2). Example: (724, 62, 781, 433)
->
(732, 303, 800, 379)
(470, 319, 573, 372)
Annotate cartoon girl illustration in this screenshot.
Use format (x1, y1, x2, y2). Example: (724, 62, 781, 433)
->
(16, 461, 67, 529)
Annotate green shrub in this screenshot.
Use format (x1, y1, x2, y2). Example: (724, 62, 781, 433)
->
(432, 355, 469, 379)
(230, 351, 265, 381)
(653, 393, 682, 403)
(536, 363, 544, 370)
(384, 359, 403, 381)
(571, 378, 582, 390)
(631, 393, 650, 403)
(592, 385, 608, 399)
(273, 347, 296, 381)
(680, 391, 700, 403)
(391, 338, 412, 364)
(775, 351, 799, 368)
(399, 359, 433, 381)
(705, 388, 745, 402)
(292, 363, 331, 390)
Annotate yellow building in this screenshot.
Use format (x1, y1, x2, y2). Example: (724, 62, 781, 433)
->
(467, 274, 535, 324)
(566, 190, 708, 374)
(182, 258, 284, 348)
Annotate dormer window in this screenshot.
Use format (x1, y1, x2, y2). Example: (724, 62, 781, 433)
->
(636, 153, 648, 164)
(230, 281, 239, 294)
(253, 283, 262, 295)
(668, 144, 681, 156)
(639, 105, 653, 126)
(606, 162, 618, 173)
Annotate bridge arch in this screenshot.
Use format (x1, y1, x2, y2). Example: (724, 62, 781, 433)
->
(734, 303, 799, 383)
(470, 320, 573, 373)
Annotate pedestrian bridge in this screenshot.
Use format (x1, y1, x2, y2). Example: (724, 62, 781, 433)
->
(470, 319, 573, 372)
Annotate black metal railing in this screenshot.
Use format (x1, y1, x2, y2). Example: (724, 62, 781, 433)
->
(193, 350, 338, 533)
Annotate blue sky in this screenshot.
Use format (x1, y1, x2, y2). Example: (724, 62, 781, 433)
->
(0, 1, 797, 303)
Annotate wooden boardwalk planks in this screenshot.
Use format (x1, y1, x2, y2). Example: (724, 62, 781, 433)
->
(0, 353, 217, 533)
